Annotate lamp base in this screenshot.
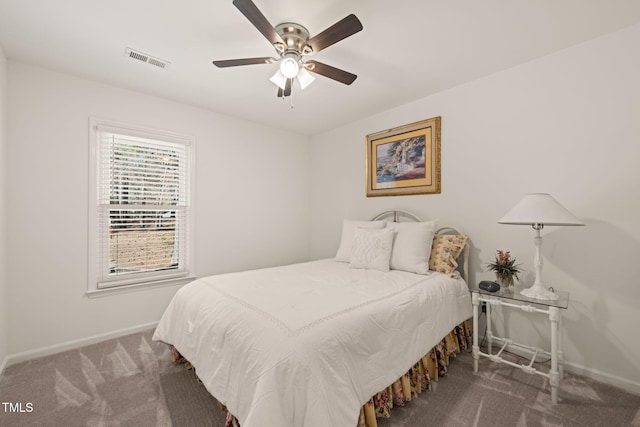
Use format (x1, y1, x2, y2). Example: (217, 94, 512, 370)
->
(520, 284, 558, 300)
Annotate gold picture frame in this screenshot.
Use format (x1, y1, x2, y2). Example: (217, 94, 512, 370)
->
(366, 116, 441, 197)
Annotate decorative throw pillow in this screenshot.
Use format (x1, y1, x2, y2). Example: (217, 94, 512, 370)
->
(349, 227, 394, 272)
(388, 220, 438, 274)
(335, 219, 386, 262)
(429, 234, 468, 274)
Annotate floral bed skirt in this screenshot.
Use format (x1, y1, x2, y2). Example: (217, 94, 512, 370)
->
(171, 320, 472, 427)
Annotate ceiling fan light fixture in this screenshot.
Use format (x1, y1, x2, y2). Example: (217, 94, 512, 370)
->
(211, 1, 363, 99)
(269, 69, 287, 90)
(297, 67, 315, 90)
(280, 53, 300, 78)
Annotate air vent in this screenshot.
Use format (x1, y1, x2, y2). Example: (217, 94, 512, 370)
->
(125, 48, 170, 69)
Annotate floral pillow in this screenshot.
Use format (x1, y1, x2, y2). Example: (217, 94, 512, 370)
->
(429, 234, 468, 274)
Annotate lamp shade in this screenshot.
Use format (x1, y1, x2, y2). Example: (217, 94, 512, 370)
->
(269, 69, 287, 90)
(297, 67, 315, 90)
(498, 193, 584, 226)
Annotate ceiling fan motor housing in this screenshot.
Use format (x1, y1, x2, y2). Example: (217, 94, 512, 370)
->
(275, 22, 311, 55)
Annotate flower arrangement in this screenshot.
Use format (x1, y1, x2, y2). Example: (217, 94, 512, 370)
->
(486, 250, 521, 287)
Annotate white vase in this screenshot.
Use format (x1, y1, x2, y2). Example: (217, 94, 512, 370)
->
(496, 274, 515, 288)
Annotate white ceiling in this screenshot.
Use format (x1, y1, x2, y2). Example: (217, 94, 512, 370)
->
(1, 0, 640, 135)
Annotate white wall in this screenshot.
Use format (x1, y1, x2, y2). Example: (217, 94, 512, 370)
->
(0, 44, 8, 372)
(309, 23, 640, 392)
(6, 62, 310, 357)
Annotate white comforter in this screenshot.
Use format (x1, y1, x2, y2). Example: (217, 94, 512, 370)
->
(153, 259, 472, 427)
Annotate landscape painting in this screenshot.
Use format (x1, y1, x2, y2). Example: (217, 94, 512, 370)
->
(366, 117, 441, 197)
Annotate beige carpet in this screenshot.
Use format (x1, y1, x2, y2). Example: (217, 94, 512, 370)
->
(1, 328, 639, 426)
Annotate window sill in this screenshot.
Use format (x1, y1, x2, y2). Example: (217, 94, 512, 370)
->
(86, 276, 196, 298)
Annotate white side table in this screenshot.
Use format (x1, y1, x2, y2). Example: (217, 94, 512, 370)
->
(470, 284, 570, 404)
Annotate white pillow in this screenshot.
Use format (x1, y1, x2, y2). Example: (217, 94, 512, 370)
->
(388, 220, 438, 274)
(349, 227, 394, 272)
(335, 219, 386, 262)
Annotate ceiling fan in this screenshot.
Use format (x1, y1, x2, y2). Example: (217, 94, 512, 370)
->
(212, 0, 363, 98)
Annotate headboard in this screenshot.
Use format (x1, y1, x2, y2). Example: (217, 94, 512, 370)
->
(370, 209, 422, 223)
(370, 209, 470, 282)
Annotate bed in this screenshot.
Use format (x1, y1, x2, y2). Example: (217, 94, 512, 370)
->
(153, 210, 472, 427)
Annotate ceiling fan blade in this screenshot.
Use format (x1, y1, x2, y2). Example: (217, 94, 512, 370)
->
(212, 57, 275, 68)
(232, 0, 285, 47)
(305, 14, 363, 54)
(276, 78, 293, 98)
(305, 61, 357, 85)
(284, 78, 292, 97)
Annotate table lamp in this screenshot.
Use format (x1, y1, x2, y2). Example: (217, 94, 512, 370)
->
(498, 193, 584, 300)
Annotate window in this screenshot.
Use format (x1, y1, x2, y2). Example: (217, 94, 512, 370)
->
(88, 118, 194, 295)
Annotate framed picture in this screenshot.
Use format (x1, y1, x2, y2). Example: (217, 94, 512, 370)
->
(366, 116, 441, 197)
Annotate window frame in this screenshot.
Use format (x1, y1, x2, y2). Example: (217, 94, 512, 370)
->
(87, 118, 195, 297)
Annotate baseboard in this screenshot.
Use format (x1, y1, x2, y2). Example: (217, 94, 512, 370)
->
(0, 354, 8, 382)
(3, 321, 159, 370)
(503, 343, 640, 396)
(563, 361, 640, 396)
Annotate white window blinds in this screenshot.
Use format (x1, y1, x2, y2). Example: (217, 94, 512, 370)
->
(93, 124, 192, 289)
